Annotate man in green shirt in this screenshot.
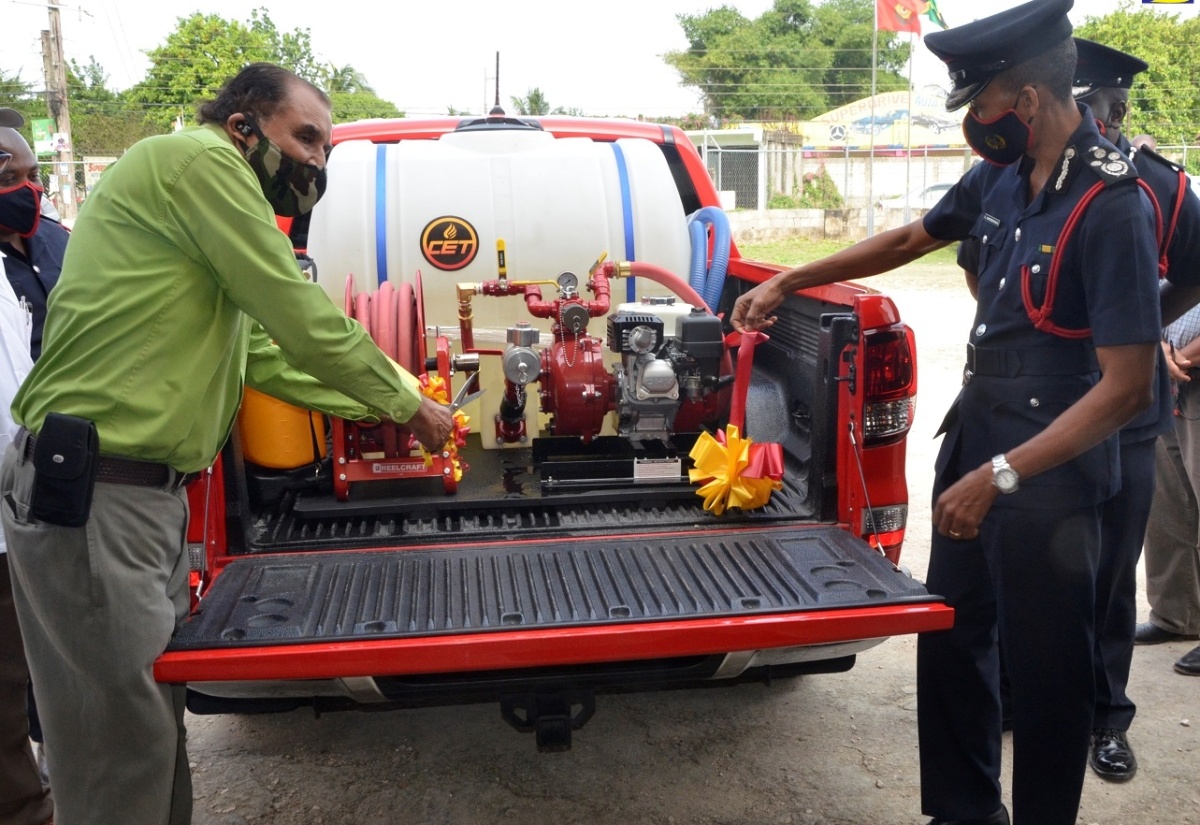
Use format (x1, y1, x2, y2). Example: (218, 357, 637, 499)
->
(1, 64, 451, 825)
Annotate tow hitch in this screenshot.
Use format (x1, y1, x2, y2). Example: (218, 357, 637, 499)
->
(500, 691, 596, 752)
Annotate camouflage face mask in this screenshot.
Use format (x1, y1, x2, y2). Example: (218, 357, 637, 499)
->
(240, 117, 327, 217)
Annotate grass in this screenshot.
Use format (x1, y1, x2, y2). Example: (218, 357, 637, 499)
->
(737, 237, 962, 268)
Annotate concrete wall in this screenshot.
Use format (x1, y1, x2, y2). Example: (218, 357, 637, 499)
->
(726, 207, 927, 242)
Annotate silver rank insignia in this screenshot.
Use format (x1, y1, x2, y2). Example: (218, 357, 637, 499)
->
(1089, 147, 1129, 178)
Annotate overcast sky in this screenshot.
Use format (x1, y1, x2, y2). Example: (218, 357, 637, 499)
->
(2, 0, 1195, 118)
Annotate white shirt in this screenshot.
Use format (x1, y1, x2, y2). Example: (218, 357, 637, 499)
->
(0, 252, 34, 554)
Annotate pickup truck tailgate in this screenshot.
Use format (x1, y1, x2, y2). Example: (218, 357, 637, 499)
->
(156, 525, 951, 683)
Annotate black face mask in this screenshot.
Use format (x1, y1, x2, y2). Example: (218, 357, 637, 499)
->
(0, 180, 43, 238)
(963, 101, 1032, 167)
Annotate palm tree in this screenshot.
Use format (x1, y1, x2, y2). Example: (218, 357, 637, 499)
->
(509, 87, 550, 116)
(322, 64, 374, 95)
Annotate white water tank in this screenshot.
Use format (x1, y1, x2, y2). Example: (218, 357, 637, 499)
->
(306, 128, 695, 446)
(308, 130, 691, 315)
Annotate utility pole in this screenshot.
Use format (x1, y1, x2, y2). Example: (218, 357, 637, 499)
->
(40, 0, 76, 221)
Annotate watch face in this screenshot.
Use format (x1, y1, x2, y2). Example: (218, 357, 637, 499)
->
(996, 468, 1019, 492)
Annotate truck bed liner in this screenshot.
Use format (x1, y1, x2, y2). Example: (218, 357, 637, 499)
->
(243, 435, 815, 553)
(169, 525, 934, 652)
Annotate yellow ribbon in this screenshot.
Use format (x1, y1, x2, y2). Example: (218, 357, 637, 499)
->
(688, 425, 783, 516)
(417, 374, 470, 482)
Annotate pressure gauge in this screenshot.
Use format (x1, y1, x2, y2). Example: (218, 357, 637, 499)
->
(557, 271, 579, 296)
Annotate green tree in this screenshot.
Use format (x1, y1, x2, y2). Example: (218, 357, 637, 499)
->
(1075, 0, 1200, 148)
(0, 71, 38, 137)
(67, 58, 158, 155)
(510, 88, 550, 116)
(127, 13, 273, 132)
(329, 91, 401, 123)
(811, 0, 906, 110)
(665, 0, 909, 123)
(322, 64, 375, 95)
(250, 8, 322, 84)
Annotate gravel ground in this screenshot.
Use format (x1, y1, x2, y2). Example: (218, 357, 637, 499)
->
(186, 263, 1199, 825)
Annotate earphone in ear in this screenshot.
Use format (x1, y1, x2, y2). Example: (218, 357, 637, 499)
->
(235, 121, 254, 137)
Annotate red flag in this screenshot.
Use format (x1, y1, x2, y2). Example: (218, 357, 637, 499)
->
(877, 0, 923, 33)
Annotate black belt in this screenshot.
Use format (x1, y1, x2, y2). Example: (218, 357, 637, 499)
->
(965, 343, 1099, 378)
(21, 431, 197, 489)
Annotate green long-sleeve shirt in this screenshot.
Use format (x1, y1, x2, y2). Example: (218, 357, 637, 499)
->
(13, 123, 422, 472)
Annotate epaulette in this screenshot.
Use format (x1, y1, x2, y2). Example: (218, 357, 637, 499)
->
(1083, 145, 1139, 187)
(1131, 143, 1185, 175)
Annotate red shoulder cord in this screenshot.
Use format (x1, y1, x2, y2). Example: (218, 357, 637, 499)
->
(1163, 169, 1188, 272)
(1022, 178, 1164, 338)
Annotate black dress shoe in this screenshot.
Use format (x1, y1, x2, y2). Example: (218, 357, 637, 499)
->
(1089, 728, 1137, 781)
(1134, 621, 1199, 645)
(927, 806, 1010, 825)
(1175, 644, 1200, 676)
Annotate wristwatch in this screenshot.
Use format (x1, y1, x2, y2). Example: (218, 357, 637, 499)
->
(992, 454, 1020, 494)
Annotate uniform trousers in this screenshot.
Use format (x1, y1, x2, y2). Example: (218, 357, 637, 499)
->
(0, 559, 53, 825)
(1092, 438, 1156, 730)
(1143, 382, 1200, 636)
(918, 479, 1099, 825)
(1, 438, 193, 825)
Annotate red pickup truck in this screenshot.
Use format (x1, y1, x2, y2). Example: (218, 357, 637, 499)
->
(154, 114, 952, 751)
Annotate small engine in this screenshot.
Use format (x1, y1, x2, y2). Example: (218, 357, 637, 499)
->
(606, 299, 725, 441)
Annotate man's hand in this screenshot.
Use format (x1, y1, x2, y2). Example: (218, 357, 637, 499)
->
(402, 395, 454, 452)
(730, 280, 786, 332)
(1163, 340, 1192, 383)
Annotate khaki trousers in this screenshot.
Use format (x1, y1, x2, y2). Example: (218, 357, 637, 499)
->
(1, 438, 192, 825)
(1144, 383, 1200, 635)
(0, 558, 52, 825)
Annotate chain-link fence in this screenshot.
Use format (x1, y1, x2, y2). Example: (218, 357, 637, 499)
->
(697, 140, 1200, 213)
(698, 142, 974, 212)
(37, 156, 117, 222)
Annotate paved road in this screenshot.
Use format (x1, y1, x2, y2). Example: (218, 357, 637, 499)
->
(187, 264, 1199, 825)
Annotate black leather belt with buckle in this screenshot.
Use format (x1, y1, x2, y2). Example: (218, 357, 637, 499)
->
(22, 431, 196, 489)
(965, 343, 1099, 378)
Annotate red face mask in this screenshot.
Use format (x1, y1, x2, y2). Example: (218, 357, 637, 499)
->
(0, 180, 43, 238)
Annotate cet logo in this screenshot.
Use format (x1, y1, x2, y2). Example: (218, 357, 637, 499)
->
(420, 217, 479, 271)
(986, 134, 1008, 150)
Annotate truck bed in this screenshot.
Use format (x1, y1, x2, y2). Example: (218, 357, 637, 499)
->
(240, 442, 814, 555)
(236, 354, 818, 555)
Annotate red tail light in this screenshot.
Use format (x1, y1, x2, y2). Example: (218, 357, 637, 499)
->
(862, 325, 917, 445)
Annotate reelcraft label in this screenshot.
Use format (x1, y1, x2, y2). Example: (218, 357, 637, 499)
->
(372, 461, 428, 474)
(633, 457, 682, 480)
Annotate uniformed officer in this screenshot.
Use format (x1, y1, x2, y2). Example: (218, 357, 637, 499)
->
(730, 1, 1163, 823)
(955, 37, 1200, 785)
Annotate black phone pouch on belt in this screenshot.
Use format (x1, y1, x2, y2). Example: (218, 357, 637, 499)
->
(30, 413, 100, 527)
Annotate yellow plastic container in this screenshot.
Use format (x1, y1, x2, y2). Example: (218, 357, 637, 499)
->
(237, 387, 327, 470)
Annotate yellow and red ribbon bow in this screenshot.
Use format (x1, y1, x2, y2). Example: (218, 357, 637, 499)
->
(417, 374, 472, 482)
(689, 424, 783, 515)
(687, 329, 784, 515)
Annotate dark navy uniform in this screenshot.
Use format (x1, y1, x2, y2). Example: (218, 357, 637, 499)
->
(1092, 133, 1200, 736)
(0, 217, 67, 360)
(919, 111, 1160, 825)
(955, 126, 1200, 745)
(918, 2, 1163, 820)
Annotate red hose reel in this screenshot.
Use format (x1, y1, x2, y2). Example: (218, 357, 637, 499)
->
(331, 273, 467, 500)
